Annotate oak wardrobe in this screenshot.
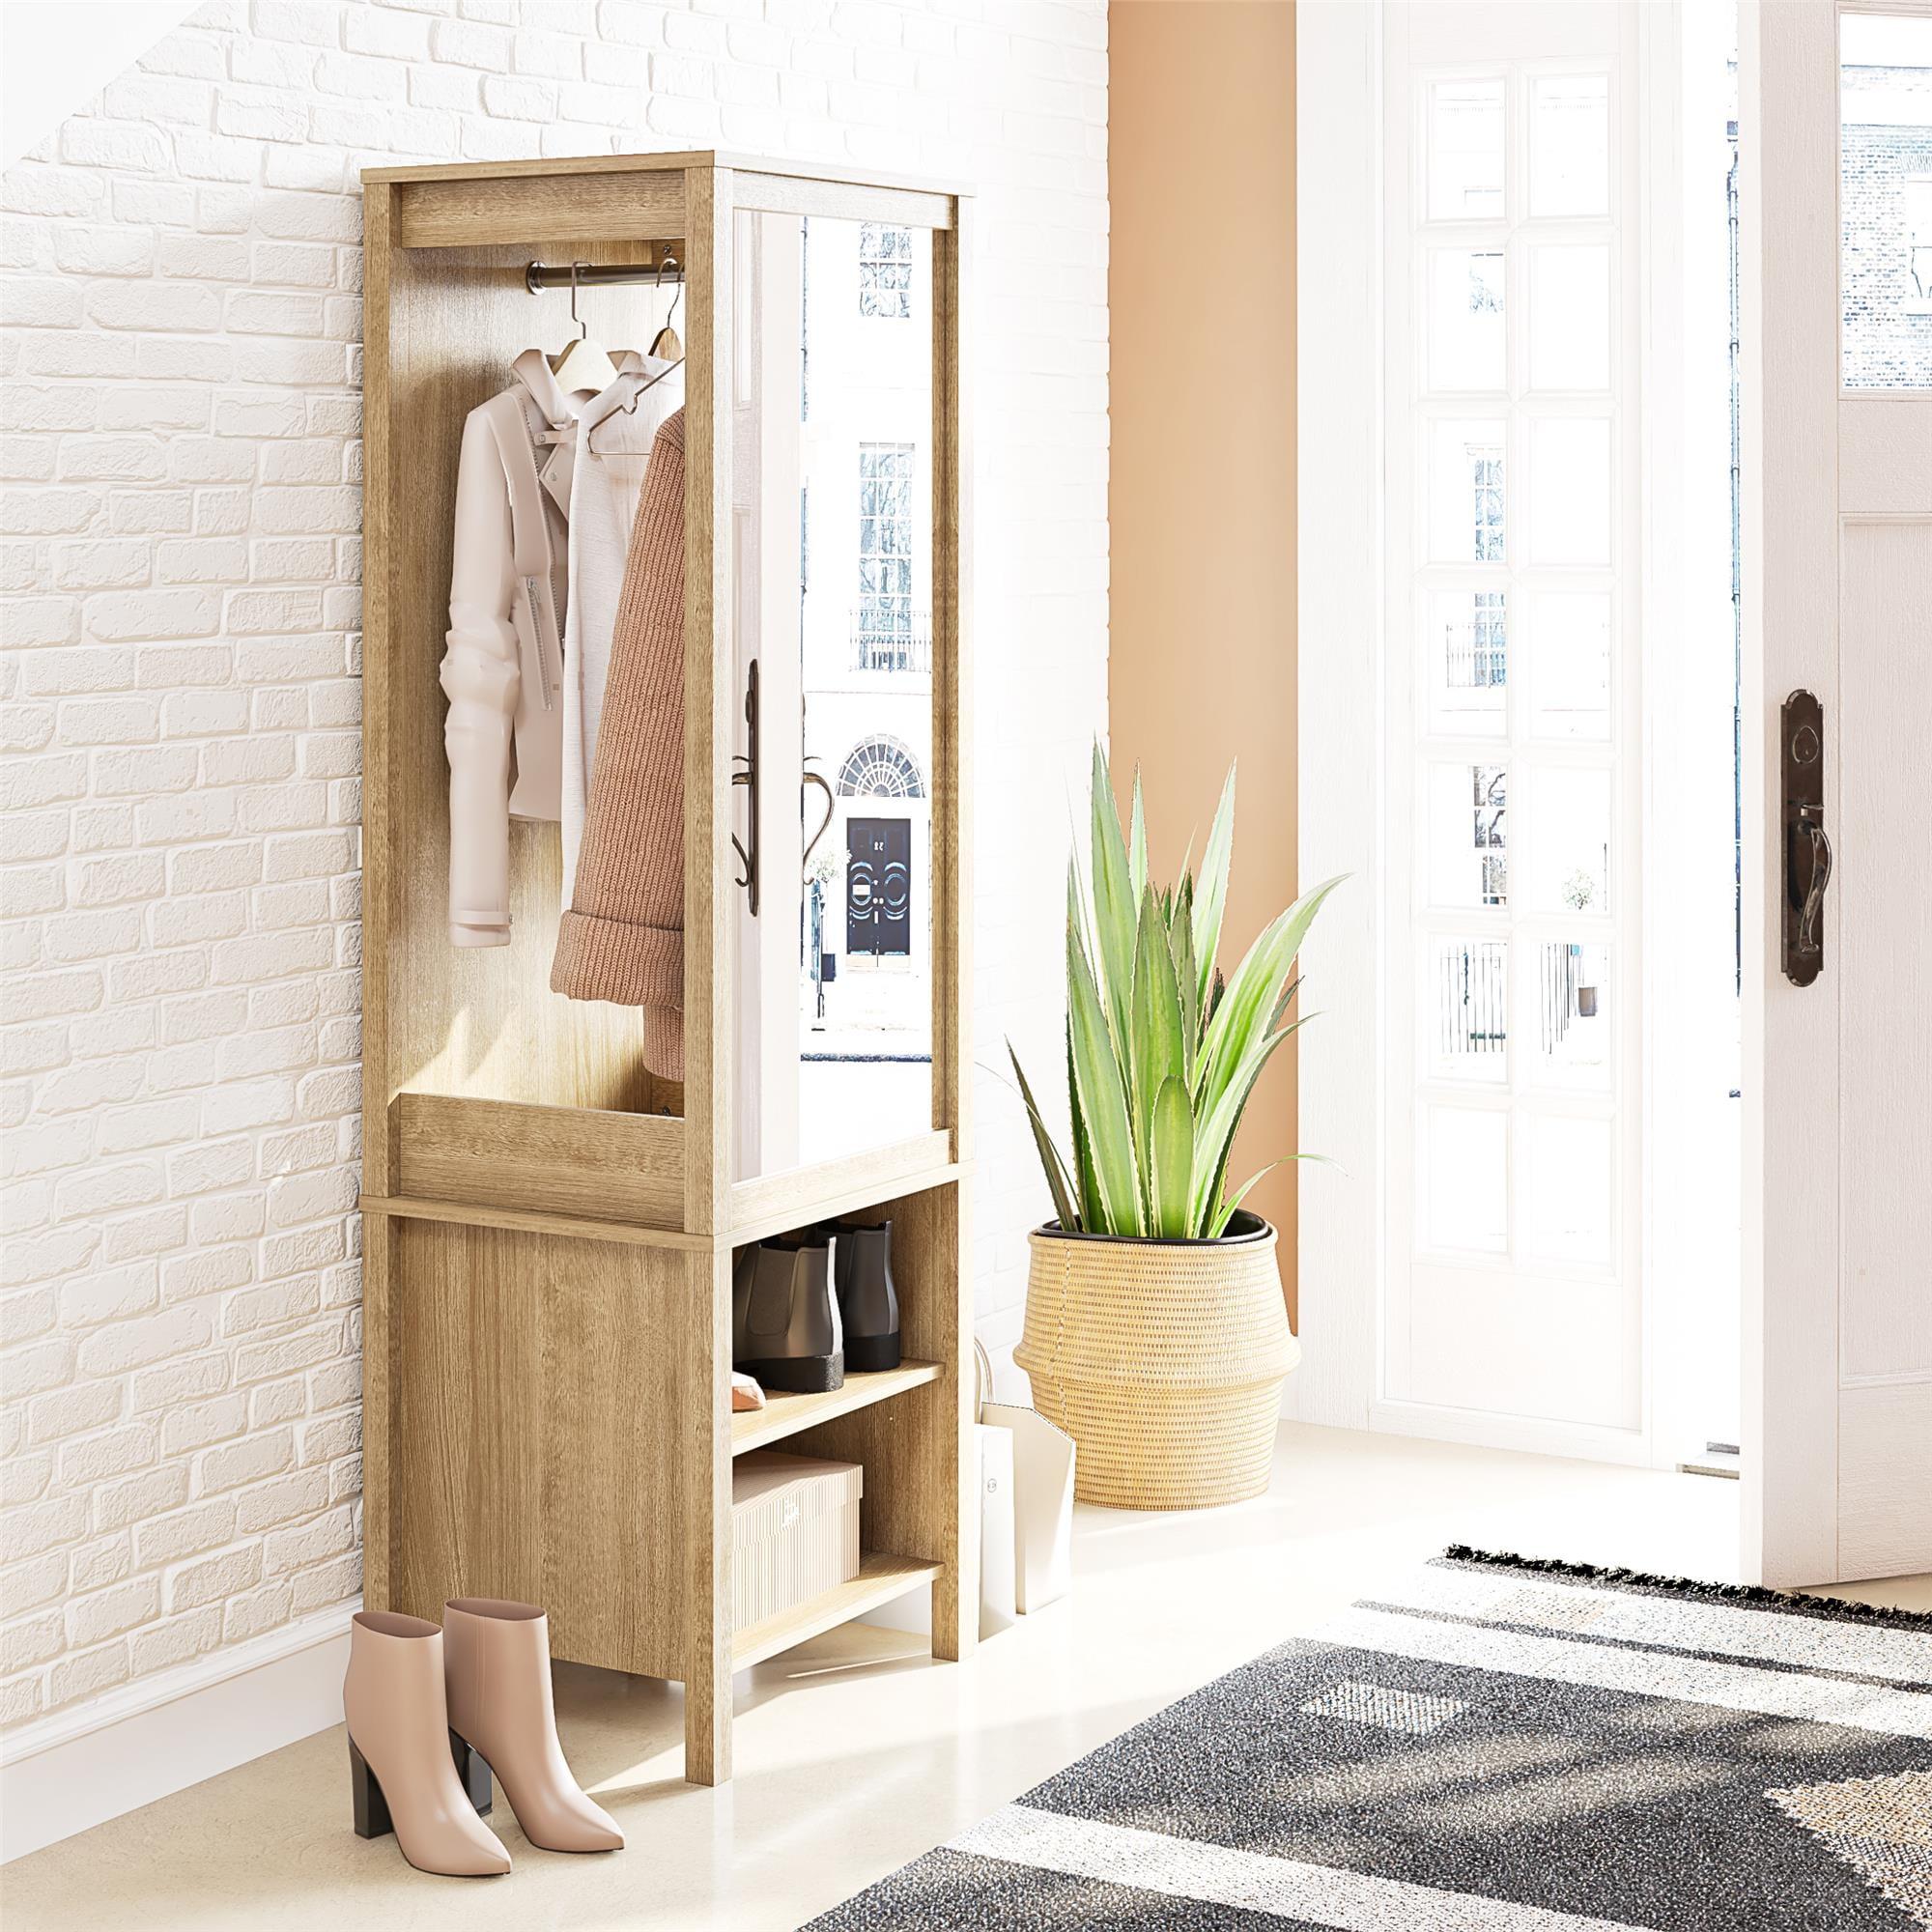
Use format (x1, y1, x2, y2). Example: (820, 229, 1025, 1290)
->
(356, 151, 975, 1786)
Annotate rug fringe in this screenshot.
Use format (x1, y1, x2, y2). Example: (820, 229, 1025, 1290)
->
(1440, 1545, 1932, 1635)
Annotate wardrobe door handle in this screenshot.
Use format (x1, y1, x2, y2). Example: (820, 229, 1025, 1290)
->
(802, 771, 836, 875)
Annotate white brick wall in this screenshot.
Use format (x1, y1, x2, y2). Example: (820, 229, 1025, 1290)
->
(0, 0, 1107, 1739)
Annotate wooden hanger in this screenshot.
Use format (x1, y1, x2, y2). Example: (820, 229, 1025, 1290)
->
(549, 261, 621, 396)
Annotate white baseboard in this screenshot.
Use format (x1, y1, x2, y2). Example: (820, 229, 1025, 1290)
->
(0, 1601, 357, 1863)
(1366, 1398, 1653, 1466)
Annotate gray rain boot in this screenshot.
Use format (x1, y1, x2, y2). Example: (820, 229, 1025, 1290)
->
(732, 1236, 844, 1393)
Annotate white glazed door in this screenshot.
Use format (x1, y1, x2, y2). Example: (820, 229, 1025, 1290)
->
(1741, 0, 1932, 1585)
(1380, 2, 1646, 1444)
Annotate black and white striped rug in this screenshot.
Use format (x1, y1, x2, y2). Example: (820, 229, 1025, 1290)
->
(808, 1549, 1932, 1931)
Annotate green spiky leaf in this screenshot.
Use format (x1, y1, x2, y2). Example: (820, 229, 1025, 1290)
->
(1151, 1075, 1195, 1236)
(1067, 917, 1141, 1234)
(1190, 764, 1237, 1015)
(1009, 1040, 1079, 1232)
(1128, 768, 1148, 904)
(1089, 744, 1137, 1055)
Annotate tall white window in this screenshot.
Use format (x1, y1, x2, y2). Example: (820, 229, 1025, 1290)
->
(857, 223, 914, 320)
(1384, 16, 1640, 1436)
(855, 442, 918, 668)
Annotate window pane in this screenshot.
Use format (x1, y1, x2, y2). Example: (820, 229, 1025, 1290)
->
(1429, 937, 1508, 1084)
(1425, 417, 1508, 563)
(1525, 587, 1611, 739)
(1528, 72, 1610, 218)
(1841, 14, 1932, 389)
(1424, 588, 1509, 737)
(1525, 765, 1611, 916)
(1427, 762, 1508, 909)
(1424, 1103, 1508, 1252)
(1526, 416, 1611, 566)
(1428, 77, 1506, 220)
(1521, 1114, 1614, 1266)
(1427, 248, 1506, 390)
(1529, 940, 1612, 1092)
(1527, 242, 1611, 391)
(855, 440, 919, 667)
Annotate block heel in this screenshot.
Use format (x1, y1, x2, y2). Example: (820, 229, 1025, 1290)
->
(448, 1729, 493, 1818)
(349, 1734, 392, 1841)
(351, 1729, 492, 1840)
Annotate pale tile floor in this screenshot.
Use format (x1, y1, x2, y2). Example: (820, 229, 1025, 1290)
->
(8, 1422, 1927, 1932)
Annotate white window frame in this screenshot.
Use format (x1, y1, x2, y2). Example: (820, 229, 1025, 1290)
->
(1296, 2, 1732, 1467)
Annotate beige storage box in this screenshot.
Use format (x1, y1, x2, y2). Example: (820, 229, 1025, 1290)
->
(731, 1451, 863, 1632)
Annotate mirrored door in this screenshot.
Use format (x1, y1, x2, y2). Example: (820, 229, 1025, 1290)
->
(731, 212, 937, 1180)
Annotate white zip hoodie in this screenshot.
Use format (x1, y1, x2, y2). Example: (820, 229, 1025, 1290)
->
(440, 348, 679, 948)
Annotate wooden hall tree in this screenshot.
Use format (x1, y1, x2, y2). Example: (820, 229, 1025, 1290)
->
(356, 152, 976, 1784)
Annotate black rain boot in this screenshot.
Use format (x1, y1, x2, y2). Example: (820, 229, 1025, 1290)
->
(732, 1236, 844, 1393)
(825, 1219, 901, 1374)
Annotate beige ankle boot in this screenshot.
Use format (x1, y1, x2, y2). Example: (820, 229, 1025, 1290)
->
(344, 1610, 511, 1877)
(443, 1597, 624, 1854)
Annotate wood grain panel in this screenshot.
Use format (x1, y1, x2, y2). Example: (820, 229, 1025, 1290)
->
(364, 1192, 711, 1253)
(387, 1218, 693, 1679)
(395, 172, 685, 249)
(364, 150, 965, 199)
(394, 1092, 684, 1226)
(727, 1132, 954, 1243)
(731, 173, 952, 229)
(730, 1362, 940, 1456)
(380, 238, 669, 1119)
(730, 1554, 941, 1669)
(361, 182, 400, 1196)
(929, 206, 973, 1160)
(682, 164, 734, 1238)
(360, 1212, 396, 1607)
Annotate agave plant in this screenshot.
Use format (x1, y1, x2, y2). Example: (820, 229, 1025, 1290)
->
(1010, 744, 1342, 1241)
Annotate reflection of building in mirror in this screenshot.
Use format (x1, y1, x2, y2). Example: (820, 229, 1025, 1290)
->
(797, 218, 934, 1129)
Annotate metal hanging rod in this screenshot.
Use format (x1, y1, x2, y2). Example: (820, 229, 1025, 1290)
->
(524, 257, 683, 295)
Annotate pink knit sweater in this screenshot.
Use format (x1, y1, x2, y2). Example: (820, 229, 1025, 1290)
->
(550, 408, 686, 1079)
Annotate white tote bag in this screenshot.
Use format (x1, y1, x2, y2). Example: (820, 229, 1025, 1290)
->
(975, 1341, 1076, 1615)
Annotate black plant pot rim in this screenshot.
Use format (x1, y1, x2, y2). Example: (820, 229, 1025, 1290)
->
(1030, 1209, 1274, 1249)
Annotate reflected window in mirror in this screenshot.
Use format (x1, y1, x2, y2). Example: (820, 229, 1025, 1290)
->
(858, 222, 915, 320)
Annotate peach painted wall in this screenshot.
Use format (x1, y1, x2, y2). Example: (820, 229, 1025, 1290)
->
(1109, 1, 1300, 1319)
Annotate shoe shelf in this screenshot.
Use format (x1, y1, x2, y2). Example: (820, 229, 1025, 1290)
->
(731, 1362, 942, 1457)
(357, 151, 975, 1794)
(731, 1552, 943, 1671)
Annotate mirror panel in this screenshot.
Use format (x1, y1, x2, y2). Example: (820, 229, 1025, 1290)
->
(731, 212, 936, 1181)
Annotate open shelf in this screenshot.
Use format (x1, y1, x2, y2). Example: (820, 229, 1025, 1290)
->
(728, 1132, 958, 1244)
(731, 1551, 942, 1670)
(732, 1361, 941, 1457)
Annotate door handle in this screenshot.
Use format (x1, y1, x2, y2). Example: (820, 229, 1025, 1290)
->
(802, 770, 836, 876)
(1780, 689, 1829, 986)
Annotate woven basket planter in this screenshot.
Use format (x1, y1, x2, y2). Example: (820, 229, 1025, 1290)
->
(1013, 1212, 1299, 1511)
